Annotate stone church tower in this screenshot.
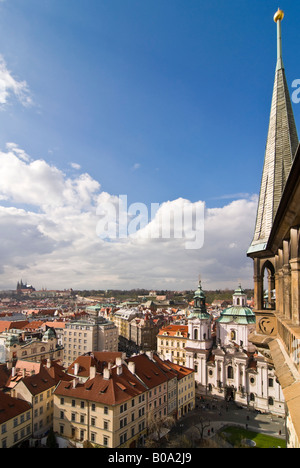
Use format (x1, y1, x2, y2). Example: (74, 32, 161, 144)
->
(185, 282, 213, 391)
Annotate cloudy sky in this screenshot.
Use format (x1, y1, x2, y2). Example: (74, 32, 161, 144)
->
(0, 0, 299, 291)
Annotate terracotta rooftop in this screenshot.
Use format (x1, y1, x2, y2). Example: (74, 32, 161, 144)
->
(126, 353, 171, 388)
(158, 324, 188, 337)
(0, 321, 29, 333)
(21, 366, 57, 395)
(0, 391, 31, 425)
(54, 365, 146, 406)
(67, 352, 123, 377)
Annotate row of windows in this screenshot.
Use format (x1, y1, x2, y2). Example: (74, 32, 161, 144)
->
(178, 392, 194, 406)
(1, 424, 31, 448)
(159, 340, 186, 347)
(208, 366, 278, 386)
(21, 347, 47, 356)
(58, 420, 146, 446)
(1, 411, 31, 434)
(60, 396, 145, 414)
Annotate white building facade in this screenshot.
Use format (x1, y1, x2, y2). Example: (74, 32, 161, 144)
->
(186, 284, 285, 416)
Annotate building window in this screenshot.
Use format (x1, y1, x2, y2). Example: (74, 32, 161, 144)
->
(268, 378, 274, 387)
(227, 366, 234, 379)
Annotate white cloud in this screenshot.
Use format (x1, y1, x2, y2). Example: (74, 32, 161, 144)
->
(0, 146, 258, 291)
(70, 162, 81, 170)
(0, 55, 33, 108)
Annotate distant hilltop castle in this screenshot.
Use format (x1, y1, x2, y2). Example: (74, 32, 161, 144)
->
(16, 280, 35, 295)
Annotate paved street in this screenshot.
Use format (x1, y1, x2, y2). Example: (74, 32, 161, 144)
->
(171, 395, 286, 444)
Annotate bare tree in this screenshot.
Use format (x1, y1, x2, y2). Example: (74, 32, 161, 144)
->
(145, 410, 175, 448)
(191, 416, 211, 442)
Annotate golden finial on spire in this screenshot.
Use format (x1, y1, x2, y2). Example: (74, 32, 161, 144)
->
(274, 8, 284, 22)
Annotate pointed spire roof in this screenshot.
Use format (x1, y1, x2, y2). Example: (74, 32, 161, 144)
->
(248, 9, 299, 254)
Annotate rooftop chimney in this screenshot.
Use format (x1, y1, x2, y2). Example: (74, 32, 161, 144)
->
(103, 367, 110, 380)
(116, 356, 122, 367)
(128, 361, 135, 375)
(74, 362, 79, 376)
(72, 378, 79, 389)
(90, 366, 96, 380)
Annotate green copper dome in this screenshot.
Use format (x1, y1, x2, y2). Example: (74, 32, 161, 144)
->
(189, 281, 210, 320)
(217, 305, 255, 325)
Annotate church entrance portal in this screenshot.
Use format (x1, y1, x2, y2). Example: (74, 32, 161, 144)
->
(225, 386, 236, 402)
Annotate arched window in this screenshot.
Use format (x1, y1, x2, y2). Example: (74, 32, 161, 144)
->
(268, 397, 274, 406)
(250, 393, 255, 401)
(261, 260, 276, 310)
(194, 329, 198, 340)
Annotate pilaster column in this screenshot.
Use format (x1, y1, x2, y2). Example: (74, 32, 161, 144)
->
(283, 264, 292, 320)
(290, 258, 300, 325)
(275, 269, 284, 316)
(253, 274, 263, 310)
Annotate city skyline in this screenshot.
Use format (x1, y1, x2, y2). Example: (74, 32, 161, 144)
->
(0, 1, 299, 290)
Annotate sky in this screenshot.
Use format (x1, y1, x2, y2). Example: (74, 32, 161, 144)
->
(0, 0, 299, 292)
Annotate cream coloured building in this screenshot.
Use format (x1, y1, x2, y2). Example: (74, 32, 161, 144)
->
(62, 316, 118, 367)
(54, 359, 147, 448)
(110, 308, 142, 341)
(157, 324, 188, 366)
(0, 327, 63, 366)
(0, 391, 32, 448)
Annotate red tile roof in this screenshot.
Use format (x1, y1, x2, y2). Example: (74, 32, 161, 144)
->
(158, 324, 188, 337)
(0, 321, 29, 333)
(54, 365, 146, 406)
(126, 354, 170, 388)
(66, 352, 123, 377)
(0, 391, 31, 425)
(21, 366, 57, 395)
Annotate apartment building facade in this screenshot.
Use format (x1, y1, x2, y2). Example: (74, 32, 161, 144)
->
(0, 327, 63, 366)
(53, 361, 147, 448)
(62, 316, 118, 367)
(0, 391, 32, 448)
(157, 324, 188, 366)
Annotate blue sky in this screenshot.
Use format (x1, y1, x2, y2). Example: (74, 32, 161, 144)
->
(0, 0, 299, 291)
